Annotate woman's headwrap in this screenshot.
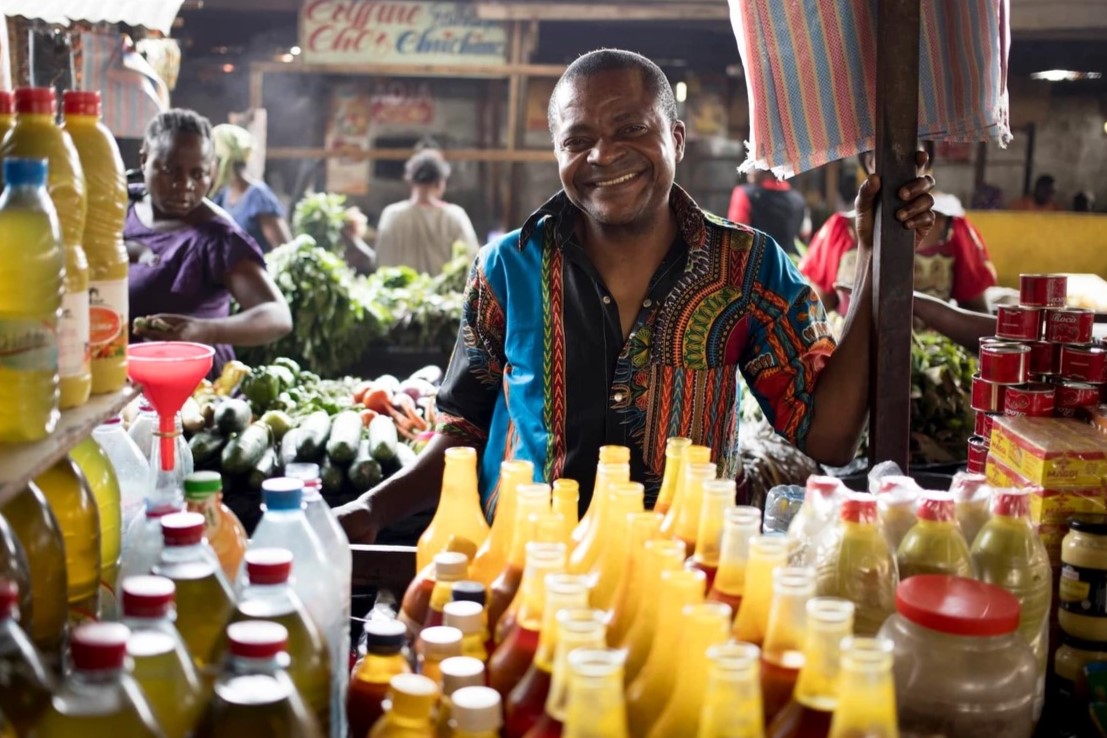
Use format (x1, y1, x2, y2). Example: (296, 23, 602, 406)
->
(211, 123, 254, 195)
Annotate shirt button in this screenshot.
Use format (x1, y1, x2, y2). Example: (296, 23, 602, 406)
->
(642, 299, 653, 308)
(613, 392, 625, 402)
(602, 296, 612, 305)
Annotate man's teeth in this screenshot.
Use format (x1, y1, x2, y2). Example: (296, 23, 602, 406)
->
(596, 172, 637, 187)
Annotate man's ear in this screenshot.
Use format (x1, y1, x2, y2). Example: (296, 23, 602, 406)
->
(138, 147, 147, 170)
(672, 120, 687, 164)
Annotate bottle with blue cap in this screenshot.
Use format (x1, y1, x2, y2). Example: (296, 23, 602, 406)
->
(0, 156, 65, 443)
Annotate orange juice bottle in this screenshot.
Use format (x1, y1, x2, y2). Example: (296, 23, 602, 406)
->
(659, 445, 711, 539)
(496, 512, 566, 643)
(826, 638, 899, 738)
(563, 648, 628, 738)
(69, 436, 122, 618)
(707, 505, 763, 618)
(524, 608, 607, 738)
(589, 482, 645, 610)
(569, 461, 630, 575)
(61, 90, 128, 394)
(184, 471, 247, 585)
(471, 460, 534, 587)
(0, 157, 63, 442)
(688, 479, 736, 591)
(734, 536, 791, 646)
(672, 462, 717, 555)
(896, 492, 973, 579)
(619, 540, 688, 679)
(607, 512, 664, 645)
(651, 437, 692, 515)
(34, 457, 101, 623)
(698, 643, 765, 738)
(760, 568, 817, 724)
(347, 619, 411, 738)
(369, 673, 439, 738)
(425, 552, 470, 629)
(551, 480, 579, 546)
(2, 87, 90, 409)
(418, 447, 490, 573)
(572, 446, 630, 546)
(489, 483, 553, 634)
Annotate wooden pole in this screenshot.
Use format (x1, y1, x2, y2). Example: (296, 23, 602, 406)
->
(869, 0, 921, 470)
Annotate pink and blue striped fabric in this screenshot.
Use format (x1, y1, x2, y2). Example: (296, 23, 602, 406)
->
(730, 0, 1011, 177)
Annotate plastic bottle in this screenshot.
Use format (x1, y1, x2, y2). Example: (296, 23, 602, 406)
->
(34, 457, 101, 623)
(949, 472, 992, 548)
(402, 537, 479, 638)
(0, 483, 67, 662)
(687, 479, 736, 591)
(786, 477, 844, 567)
(420, 552, 469, 630)
(471, 460, 535, 587)
(589, 484, 647, 612)
(347, 619, 411, 738)
(61, 90, 128, 394)
(767, 598, 856, 738)
(551, 480, 579, 546)
(436, 657, 486, 737)
(195, 620, 324, 738)
(815, 495, 898, 636)
(153, 511, 235, 682)
(671, 462, 718, 556)
(2, 87, 90, 409)
(563, 648, 628, 738)
(620, 541, 689, 681)
(488, 484, 552, 633)
(93, 416, 149, 548)
(874, 475, 921, 552)
(659, 445, 711, 540)
(118, 502, 184, 592)
(569, 461, 630, 576)
(0, 90, 12, 135)
(445, 601, 489, 663)
(0, 157, 63, 442)
(130, 403, 193, 479)
(0, 517, 32, 621)
(826, 638, 899, 738)
(184, 471, 247, 584)
(32, 622, 162, 737)
(651, 437, 692, 515)
(734, 536, 791, 645)
(0, 580, 54, 735)
(572, 446, 630, 547)
(606, 512, 663, 645)
(128, 401, 158, 460)
(418, 626, 464, 685)
(763, 485, 806, 535)
(697, 642, 765, 738)
(417, 447, 491, 573)
(368, 673, 439, 738)
(120, 575, 204, 738)
(452, 581, 493, 656)
(496, 513, 567, 642)
(707, 505, 762, 618)
(70, 436, 123, 618)
(450, 686, 503, 738)
(896, 492, 974, 579)
(760, 568, 817, 724)
(524, 608, 606, 738)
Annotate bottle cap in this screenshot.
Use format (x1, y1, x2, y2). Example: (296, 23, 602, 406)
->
(262, 478, 303, 511)
(443, 600, 483, 635)
(14, 87, 55, 115)
(283, 463, 321, 495)
(991, 489, 1032, 518)
(418, 626, 463, 659)
(840, 494, 877, 524)
(100, 415, 123, 427)
(0, 579, 18, 619)
(435, 551, 469, 579)
(440, 656, 485, 695)
(2, 158, 47, 188)
(0, 90, 12, 115)
(227, 620, 288, 659)
(161, 511, 205, 546)
(363, 618, 406, 654)
(451, 686, 503, 733)
(62, 90, 100, 117)
(916, 492, 955, 523)
(1068, 514, 1107, 536)
(895, 575, 1020, 637)
(70, 623, 130, 671)
(121, 576, 176, 619)
(1059, 632, 1107, 652)
(949, 472, 988, 502)
(245, 548, 293, 585)
(387, 673, 439, 715)
(451, 581, 486, 606)
(183, 471, 222, 500)
(806, 475, 842, 500)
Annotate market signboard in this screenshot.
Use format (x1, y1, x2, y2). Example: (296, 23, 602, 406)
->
(301, 1, 509, 66)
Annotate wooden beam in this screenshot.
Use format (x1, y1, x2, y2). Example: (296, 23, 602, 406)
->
(249, 65, 263, 111)
(250, 60, 564, 79)
(869, 0, 921, 471)
(475, 2, 729, 21)
(267, 146, 556, 164)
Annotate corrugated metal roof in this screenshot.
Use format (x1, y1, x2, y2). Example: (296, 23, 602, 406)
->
(2, 0, 185, 34)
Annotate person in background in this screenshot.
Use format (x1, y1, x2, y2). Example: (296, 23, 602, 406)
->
(801, 153, 995, 315)
(209, 123, 293, 250)
(1011, 174, 1060, 212)
(339, 205, 378, 276)
(913, 291, 996, 353)
(375, 149, 480, 274)
(127, 109, 292, 376)
(1073, 190, 1096, 212)
(727, 168, 807, 256)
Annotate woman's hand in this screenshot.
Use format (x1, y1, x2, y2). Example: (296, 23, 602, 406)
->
(134, 314, 216, 344)
(855, 151, 936, 254)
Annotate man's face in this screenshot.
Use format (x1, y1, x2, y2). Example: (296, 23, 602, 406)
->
(551, 68, 685, 230)
(141, 132, 214, 218)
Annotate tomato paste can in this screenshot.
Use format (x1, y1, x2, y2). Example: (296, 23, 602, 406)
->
(1056, 381, 1101, 417)
(979, 342, 1030, 384)
(1045, 308, 1095, 345)
(996, 305, 1043, 341)
(1060, 344, 1107, 383)
(1004, 382, 1057, 417)
(974, 412, 998, 440)
(971, 374, 1007, 413)
(1026, 340, 1061, 376)
(966, 436, 989, 473)
(1020, 273, 1068, 308)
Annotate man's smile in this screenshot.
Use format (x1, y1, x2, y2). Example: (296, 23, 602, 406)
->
(592, 171, 642, 188)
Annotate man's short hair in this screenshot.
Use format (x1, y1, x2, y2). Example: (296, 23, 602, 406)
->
(547, 48, 677, 133)
(405, 149, 451, 185)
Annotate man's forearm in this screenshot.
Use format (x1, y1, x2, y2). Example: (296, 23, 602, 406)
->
(913, 292, 996, 353)
(207, 302, 292, 346)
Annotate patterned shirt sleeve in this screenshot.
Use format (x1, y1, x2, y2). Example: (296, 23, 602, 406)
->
(740, 234, 837, 451)
(434, 254, 506, 444)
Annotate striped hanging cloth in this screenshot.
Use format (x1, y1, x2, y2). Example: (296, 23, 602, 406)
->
(730, 0, 1011, 177)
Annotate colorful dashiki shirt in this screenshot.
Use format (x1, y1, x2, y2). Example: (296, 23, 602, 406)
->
(435, 186, 836, 517)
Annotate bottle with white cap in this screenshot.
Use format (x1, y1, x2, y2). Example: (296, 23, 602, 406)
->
(425, 552, 470, 629)
(444, 600, 488, 663)
(450, 685, 503, 738)
(436, 656, 486, 737)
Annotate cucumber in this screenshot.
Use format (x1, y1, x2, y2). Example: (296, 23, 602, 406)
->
(221, 422, 272, 475)
(326, 411, 363, 464)
(189, 431, 227, 469)
(367, 415, 398, 463)
(279, 426, 302, 468)
(395, 442, 417, 468)
(215, 398, 252, 435)
(295, 411, 332, 461)
(321, 456, 347, 496)
(348, 439, 384, 492)
(248, 447, 279, 490)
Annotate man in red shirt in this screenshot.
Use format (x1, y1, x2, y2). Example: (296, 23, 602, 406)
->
(727, 169, 807, 257)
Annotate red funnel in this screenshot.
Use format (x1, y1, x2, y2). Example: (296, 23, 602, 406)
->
(127, 342, 214, 472)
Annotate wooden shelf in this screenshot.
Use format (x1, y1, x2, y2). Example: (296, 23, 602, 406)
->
(0, 385, 140, 507)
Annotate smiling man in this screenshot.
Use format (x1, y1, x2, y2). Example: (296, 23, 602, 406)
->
(337, 49, 936, 542)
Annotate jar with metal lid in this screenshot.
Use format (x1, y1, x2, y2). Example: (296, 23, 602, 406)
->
(1059, 514, 1107, 642)
(877, 574, 1038, 738)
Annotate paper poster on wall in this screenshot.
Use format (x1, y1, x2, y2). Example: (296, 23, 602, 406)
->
(369, 80, 435, 125)
(325, 87, 371, 195)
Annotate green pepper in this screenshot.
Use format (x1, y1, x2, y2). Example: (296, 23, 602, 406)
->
(241, 367, 282, 411)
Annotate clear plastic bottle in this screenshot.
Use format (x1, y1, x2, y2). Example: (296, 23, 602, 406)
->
(0, 516, 32, 622)
(369, 673, 439, 738)
(347, 619, 411, 738)
(436, 657, 486, 737)
(949, 473, 991, 548)
(417, 447, 491, 573)
(0, 156, 63, 442)
(0, 579, 54, 735)
(32, 622, 162, 737)
(70, 436, 123, 618)
(131, 402, 193, 478)
(564, 648, 628, 738)
(826, 638, 899, 738)
(450, 686, 503, 738)
(120, 575, 205, 738)
(760, 568, 817, 724)
(896, 492, 974, 580)
(734, 536, 792, 646)
(524, 608, 607, 738)
(34, 457, 100, 623)
(607, 513, 664, 646)
(183, 471, 246, 585)
(697, 643, 764, 738)
(688, 479, 736, 592)
(118, 504, 184, 590)
(786, 477, 844, 568)
(707, 506, 763, 619)
(93, 416, 149, 550)
(572, 447, 630, 548)
(874, 475, 921, 553)
(128, 401, 157, 460)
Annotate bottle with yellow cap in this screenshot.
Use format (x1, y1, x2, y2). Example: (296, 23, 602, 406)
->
(652, 437, 692, 515)
(733, 536, 791, 646)
(523, 608, 607, 738)
(698, 642, 765, 738)
(369, 673, 439, 738)
(449, 686, 503, 738)
(687, 479, 735, 591)
(620, 540, 688, 679)
(471, 460, 534, 587)
(436, 656, 486, 738)
(347, 619, 411, 738)
(563, 648, 628, 738)
(572, 446, 630, 546)
(488, 483, 552, 634)
(33, 457, 100, 623)
(588, 482, 645, 610)
(707, 505, 762, 619)
(569, 460, 631, 575)
(418, 626, 463, 686)
(659, 444, 711, 539)
(444, 600, 489, 663)
(425, 552, 471, 629)
(418, 448, 490, 573)
(607, 512, 663, 644)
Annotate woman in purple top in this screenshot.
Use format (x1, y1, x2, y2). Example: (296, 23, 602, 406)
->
(126, 109, 291, 375)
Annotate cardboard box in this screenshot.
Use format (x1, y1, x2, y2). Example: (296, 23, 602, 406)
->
(989, 415, 1107, 489)
(985, 456, 1106, 525)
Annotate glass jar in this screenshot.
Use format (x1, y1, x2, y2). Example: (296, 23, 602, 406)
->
(1059, 515, 1107, 642)
(1052, 633, 1107, 735)
(878, 574, 1038, 738)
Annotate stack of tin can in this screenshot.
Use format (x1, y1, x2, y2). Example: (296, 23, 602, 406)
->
(967, 273, 1105, 472)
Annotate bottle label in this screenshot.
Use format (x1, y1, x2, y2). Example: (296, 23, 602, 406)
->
(1060, 563, 1107, 617)
(89, 278, 128, 360)
(59, 289, 90, 378)
(0, 317, 57, 372)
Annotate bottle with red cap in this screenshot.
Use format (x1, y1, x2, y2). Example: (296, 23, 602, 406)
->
(195, 620, 324, 738)
(0, 90, 13, 135)
(346, 619, 412, 738)
(814, 493, 898, 636)
(786, 476, 845, 567)
(32, 622, 163, 737)
(152, 511, 234, 683)
(948, 472, 991, 547)
(2, 86, 91, 410)
(895, 492, 974, 580)
(0, 579, 53, 735)
(60, 89, 128, 395)
(120, 575, 204, 738)
(230, 548, 331, 734)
